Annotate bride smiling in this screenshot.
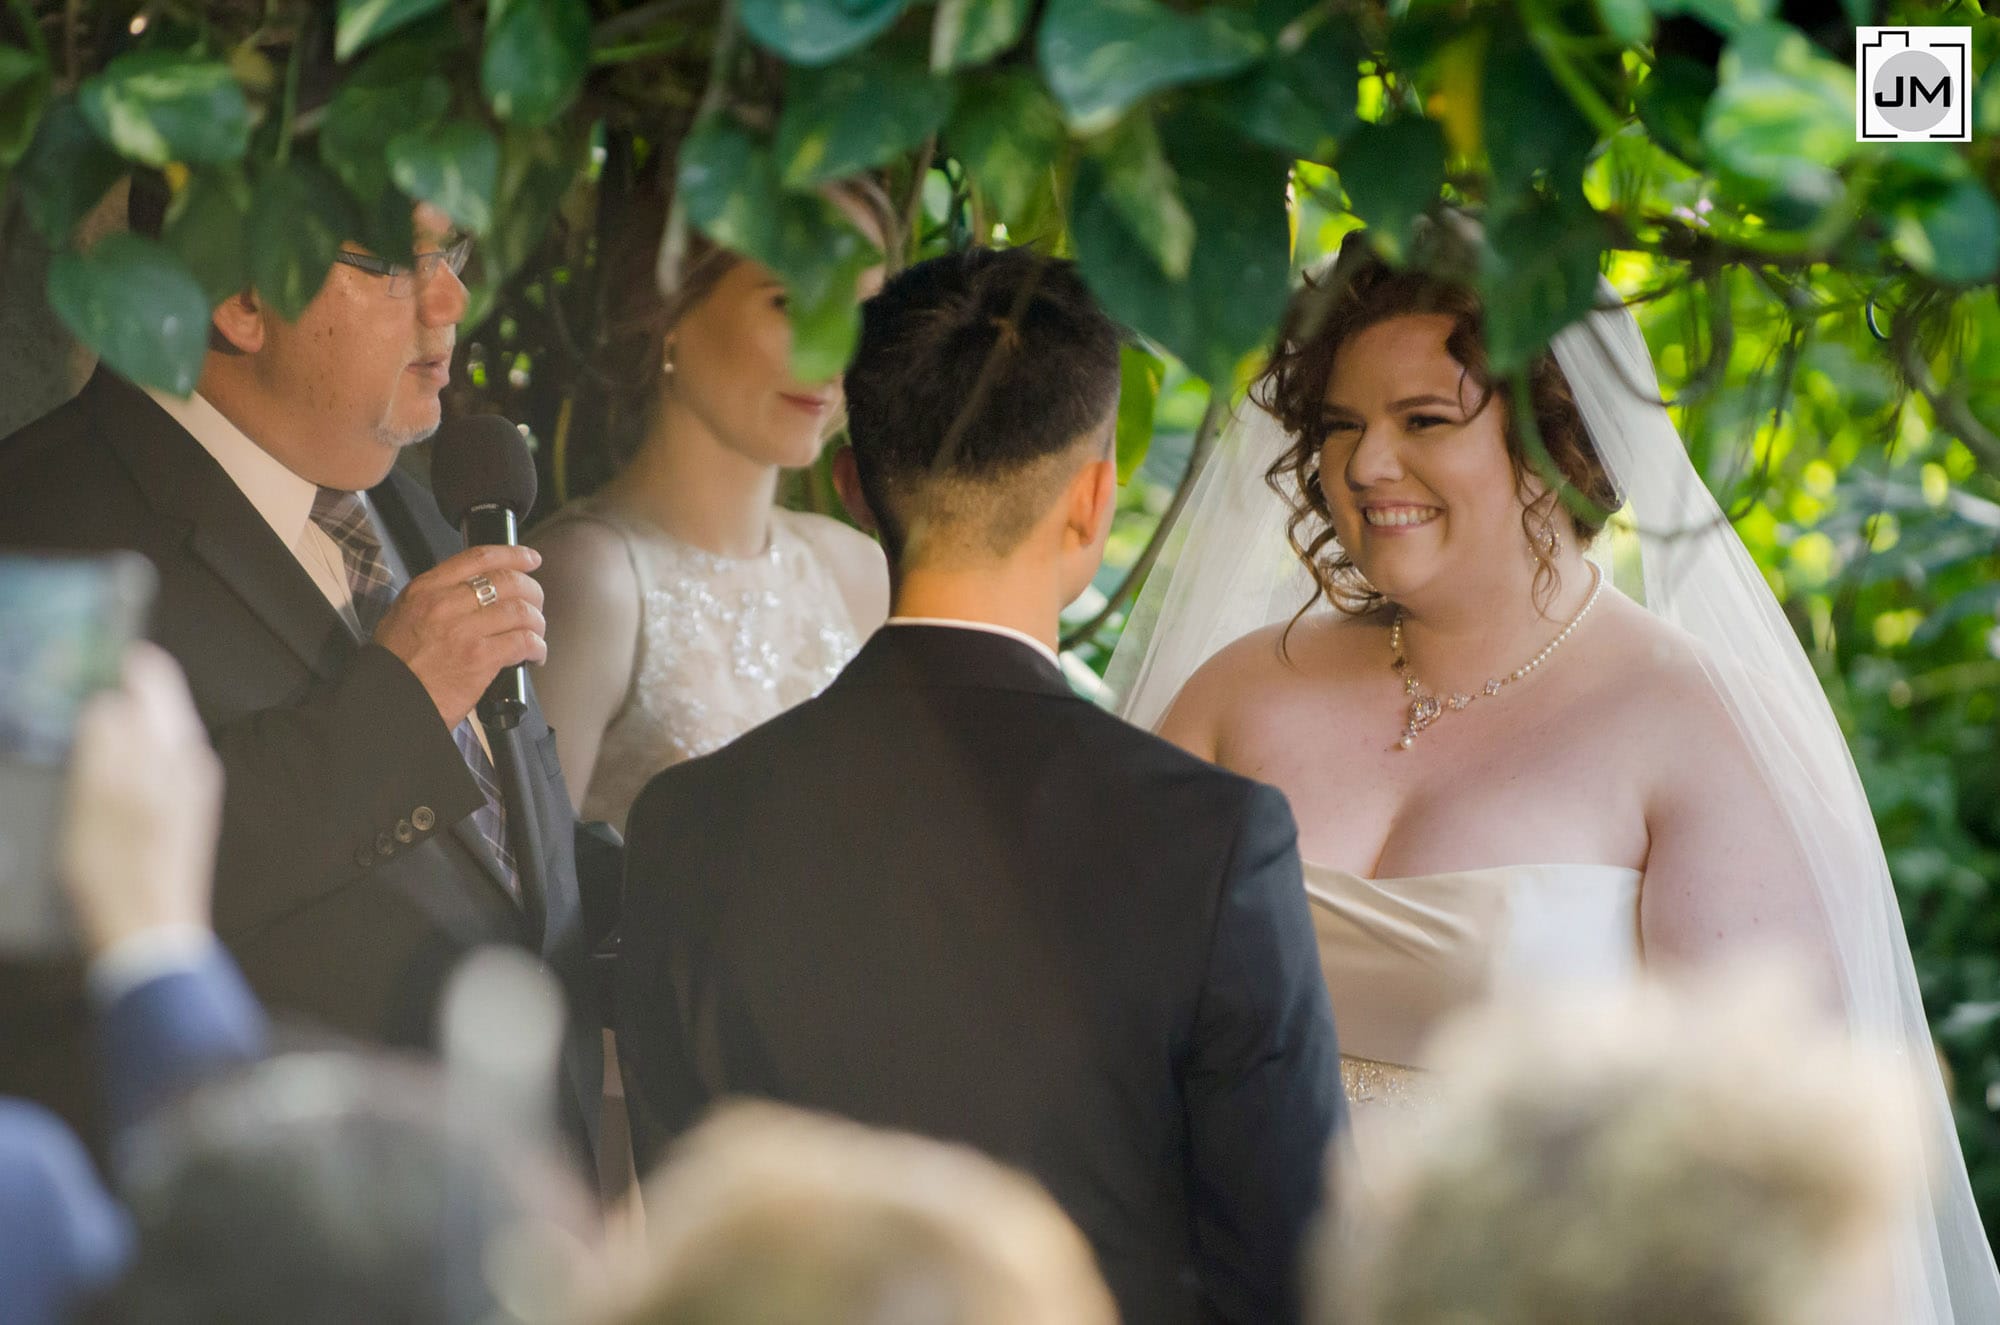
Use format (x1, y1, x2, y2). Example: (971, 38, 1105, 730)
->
(1108, 226, 1999, 1322)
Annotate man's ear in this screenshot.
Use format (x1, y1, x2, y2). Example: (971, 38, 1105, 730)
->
(831, 444, 878, 535)
(1063, 455, 1117, 549)
(209, 289, 267, 355)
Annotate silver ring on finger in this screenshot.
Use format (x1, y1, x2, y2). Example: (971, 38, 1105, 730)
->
(467, 573, 499, 609)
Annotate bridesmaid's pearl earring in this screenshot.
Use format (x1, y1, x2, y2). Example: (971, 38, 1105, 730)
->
(662, 343, 678, 375)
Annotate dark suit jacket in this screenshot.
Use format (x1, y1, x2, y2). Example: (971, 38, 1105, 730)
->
(0, 370, 600, 1163)
(618, 624, 1342, 1325)
(0, 942, 264, 1325)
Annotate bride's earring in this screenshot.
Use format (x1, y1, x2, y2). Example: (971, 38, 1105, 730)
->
(1534, 517, 1560, 559)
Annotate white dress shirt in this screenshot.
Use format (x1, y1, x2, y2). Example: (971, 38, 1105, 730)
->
(884, 616, 1062, 670)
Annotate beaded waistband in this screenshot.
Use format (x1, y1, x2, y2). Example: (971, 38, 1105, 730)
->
(1340, 1053, 1437, 1110)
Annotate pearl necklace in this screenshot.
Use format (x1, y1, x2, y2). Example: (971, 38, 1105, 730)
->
(1389, 563, 1605, 751)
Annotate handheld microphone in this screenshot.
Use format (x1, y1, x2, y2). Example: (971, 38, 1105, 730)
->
(432, 415, 539, 732)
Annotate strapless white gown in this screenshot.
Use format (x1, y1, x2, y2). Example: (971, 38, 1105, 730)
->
(1304, 861, 1643, 1155)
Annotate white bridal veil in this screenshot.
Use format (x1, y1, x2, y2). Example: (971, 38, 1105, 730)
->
(1105, 272, 2000, 1322)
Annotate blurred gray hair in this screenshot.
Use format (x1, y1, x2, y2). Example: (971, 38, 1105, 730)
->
(1318, 964, 1924, 1325)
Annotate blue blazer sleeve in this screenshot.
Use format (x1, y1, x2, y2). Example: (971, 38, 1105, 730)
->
(1183, 782, 1344, 1325)
(0, 1100, 131, 1325)
(94, 943, 267, 1136)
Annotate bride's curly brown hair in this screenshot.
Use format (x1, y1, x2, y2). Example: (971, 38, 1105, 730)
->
(1254, 231, 1620, 622)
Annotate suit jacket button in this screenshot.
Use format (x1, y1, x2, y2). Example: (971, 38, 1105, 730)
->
(375, 832, 395, 857)
(412, 806, 436, 832)
(354, 846, 375, 869)
(395, 819, 415, 844)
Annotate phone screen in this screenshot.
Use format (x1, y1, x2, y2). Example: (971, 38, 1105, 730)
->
(0, 552, 156, 955)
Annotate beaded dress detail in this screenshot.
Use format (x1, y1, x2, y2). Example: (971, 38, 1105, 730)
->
(536, 500, 861, 831)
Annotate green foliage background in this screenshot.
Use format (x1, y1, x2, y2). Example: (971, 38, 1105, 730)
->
(3, 0, 1998, 1226)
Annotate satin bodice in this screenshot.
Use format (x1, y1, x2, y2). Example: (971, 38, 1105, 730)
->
(536, 501, 861, 832)
(1306, 861, 1643, 1074)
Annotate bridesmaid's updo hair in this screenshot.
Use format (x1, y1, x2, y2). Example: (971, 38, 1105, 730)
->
(1256, 228, 1619, 618)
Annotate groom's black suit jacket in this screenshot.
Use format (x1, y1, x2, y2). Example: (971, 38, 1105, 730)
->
(0, 370, 600, 1163)
(618, 624, 1342, 1325)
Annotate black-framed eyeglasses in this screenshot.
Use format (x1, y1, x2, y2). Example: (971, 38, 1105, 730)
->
(332, 235, 474, 297)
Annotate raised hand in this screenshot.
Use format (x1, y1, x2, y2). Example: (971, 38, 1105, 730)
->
(60, 643, 224, 958)
(373, 544, 546, 728)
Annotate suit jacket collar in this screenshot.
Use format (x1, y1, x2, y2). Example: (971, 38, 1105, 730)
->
(89, 370, 357, 683)
(833, 622, 1078, 702)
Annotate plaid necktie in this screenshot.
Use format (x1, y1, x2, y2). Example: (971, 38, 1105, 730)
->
(310, 488, 521, 904)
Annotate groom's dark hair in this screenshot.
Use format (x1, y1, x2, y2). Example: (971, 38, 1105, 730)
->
(843, 246, 1122, 563)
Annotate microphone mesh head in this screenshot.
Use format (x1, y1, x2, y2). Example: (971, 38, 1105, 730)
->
(431, 415, 539, 525)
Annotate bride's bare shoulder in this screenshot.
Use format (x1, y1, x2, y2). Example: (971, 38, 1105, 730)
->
(1590, 593, 1755, 750)
(1154, 609, 1384, 754)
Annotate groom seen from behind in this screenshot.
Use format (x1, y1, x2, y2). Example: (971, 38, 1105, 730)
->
(617, 246, 1343, 1325)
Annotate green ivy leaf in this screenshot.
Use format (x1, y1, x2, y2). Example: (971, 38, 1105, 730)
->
(480, 121, 591, 292)
(1085, 113, 1194, 281)
(1703, 23, 1853, 195)
(776, 47, 955, 188)
(78, 52, 251, 168)
(944, 70, 1066, 231)
(1482, 32, 1596, 201)
(321, 46, 451, 203)
(678, 116, 874, 378)
(1071, 108, 1290, 386)
(1647, 0, 1774, 38)
(1478, 195, 1604, 374)
(162, 166, 253, 304)
(16, 97, 126, 243)
(388, 120, 501, 235)
(1892, 181, 2000, 287)
(1336, 117, 1446, 262)
(336, 0, 449, 62)
(1210, 15, 1362, 164)
(739, 0, 911, 67)
(1115, 343, 1163, 482)
(483, 0, 591, 128)
(249, 161, 359, 321)
(1634, 56, 1715, 165)
(0, 45, 52, 167)
(930, 0, 1032, 72)
(48, 233, 211, 396)
(1595, 0, 1653, 44)
(1037, 0, 1265, 133)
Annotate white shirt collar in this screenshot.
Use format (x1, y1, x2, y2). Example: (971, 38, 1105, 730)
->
(145, 387, 320, 554)
(884, 616, 1061, 670)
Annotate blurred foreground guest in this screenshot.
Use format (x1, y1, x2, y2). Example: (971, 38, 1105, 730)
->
(0, 644, 264, 1325)
(619, 247, 1341, 1324)
(1318, 968, 1922, 1325)
(587, 1102, 1116, 1325)
(95, 1051, 597, 1325)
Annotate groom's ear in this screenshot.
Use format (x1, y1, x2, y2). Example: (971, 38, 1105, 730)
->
(1062, 452, 1117, 551)
(831, 445, 878, 536)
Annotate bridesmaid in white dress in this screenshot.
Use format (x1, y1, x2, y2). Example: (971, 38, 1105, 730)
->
(1148, 252, 1831, 1122)
(531, 188, 889, 1207)
(533, 191, 890, 832)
